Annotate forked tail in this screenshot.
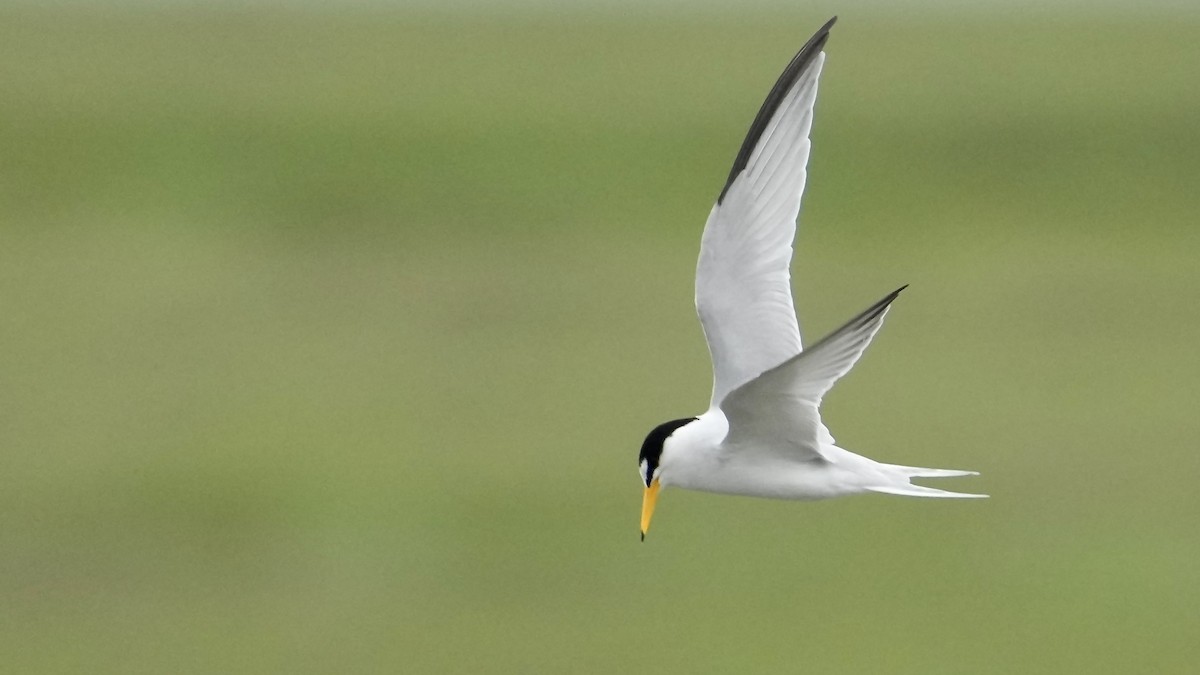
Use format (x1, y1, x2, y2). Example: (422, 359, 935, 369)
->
(865, 464, 988, 499)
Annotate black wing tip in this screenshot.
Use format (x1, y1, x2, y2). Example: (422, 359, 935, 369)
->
(817, 16, 839, 36)
(875, 283, 909, 309)
(716, 16, 838, 205)
(848, 285, 908, 330)
(786, 282, 905, 369)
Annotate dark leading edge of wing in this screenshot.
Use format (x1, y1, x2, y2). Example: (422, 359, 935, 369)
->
(717, 16, 837, 205)
(801, 284, 908, 357)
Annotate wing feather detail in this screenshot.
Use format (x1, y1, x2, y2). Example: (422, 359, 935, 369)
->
(697, 18, 835, 408)
(720, 286, 907, 459)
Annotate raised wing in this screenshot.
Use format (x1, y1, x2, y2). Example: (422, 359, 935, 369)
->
(697, 17, 835, 409)
(720, 286, 906, 459)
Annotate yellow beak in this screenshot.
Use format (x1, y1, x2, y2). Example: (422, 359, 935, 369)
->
(640, 478, 661, 541)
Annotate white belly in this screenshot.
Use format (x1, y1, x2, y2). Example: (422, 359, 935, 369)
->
(654, 409, 894, 500)
(668, 452, 874, 500)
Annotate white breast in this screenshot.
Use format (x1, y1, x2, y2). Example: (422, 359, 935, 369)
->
(659, 410, 891, 500)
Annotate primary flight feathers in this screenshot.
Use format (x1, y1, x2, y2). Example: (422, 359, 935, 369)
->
(698, 17, 834, 408)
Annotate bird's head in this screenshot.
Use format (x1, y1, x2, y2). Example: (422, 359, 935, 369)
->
(638, 417, 697, 541)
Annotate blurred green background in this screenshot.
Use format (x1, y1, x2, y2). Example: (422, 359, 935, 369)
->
(2, 2, 1198, 673)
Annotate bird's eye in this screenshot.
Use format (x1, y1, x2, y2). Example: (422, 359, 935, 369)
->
(639, 459, 660, 487)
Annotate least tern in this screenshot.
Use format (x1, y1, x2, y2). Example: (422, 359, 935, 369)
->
(638, 17, 985, 541)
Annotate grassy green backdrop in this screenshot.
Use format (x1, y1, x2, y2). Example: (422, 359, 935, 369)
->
(2, 5, 1198, 673)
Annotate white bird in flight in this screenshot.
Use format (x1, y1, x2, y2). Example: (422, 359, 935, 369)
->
(638, 17, 985, 540)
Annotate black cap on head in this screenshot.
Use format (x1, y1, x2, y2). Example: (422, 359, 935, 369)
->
(638, 418, 697, 486)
